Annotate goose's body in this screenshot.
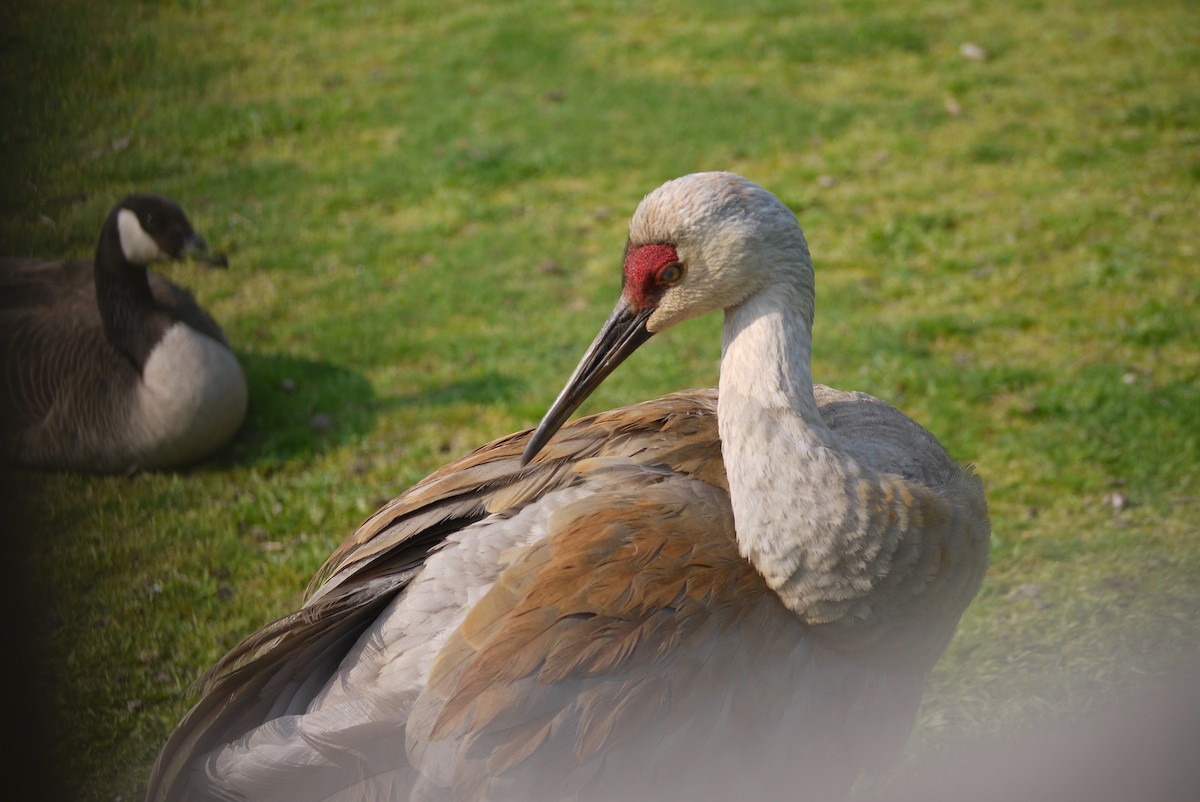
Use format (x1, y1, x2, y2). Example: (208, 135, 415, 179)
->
(0, 194, 247, 472)
(149, 173, 989, 802)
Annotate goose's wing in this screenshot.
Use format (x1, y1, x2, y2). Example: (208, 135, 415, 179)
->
(0, 258, 95, 310)
(0, 259, 133, 463)
(147, 270, 230, 346)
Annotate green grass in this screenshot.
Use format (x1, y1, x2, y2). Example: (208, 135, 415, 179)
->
(2, 0, 1198, 799)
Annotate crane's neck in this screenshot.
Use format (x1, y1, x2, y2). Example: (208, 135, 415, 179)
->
(718, 278, 822, 427)
(717, 278, 861, 617)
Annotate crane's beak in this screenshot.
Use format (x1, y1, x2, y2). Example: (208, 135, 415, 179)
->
(182, 233, 229, 268)
(521, 297, 655, 464)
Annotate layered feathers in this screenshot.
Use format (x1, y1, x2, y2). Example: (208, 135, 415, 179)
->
(150, 388, 982, 802)
(149, 173, 989, 802)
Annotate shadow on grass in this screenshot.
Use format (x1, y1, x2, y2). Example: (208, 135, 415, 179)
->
(208, 352, 379, 467)
(204, 353, 528, 469)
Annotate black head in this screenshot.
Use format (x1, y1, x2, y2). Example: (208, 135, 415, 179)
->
(113, 194, 227, 267)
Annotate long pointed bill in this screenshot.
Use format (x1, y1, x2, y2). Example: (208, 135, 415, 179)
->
(521, 298, 655, 464)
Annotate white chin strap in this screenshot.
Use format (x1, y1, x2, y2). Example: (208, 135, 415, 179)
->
(117, 208, 167, 263)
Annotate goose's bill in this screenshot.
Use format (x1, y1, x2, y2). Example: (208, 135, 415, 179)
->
(521, 298, 655, 464)
(182, 234, 229, 268)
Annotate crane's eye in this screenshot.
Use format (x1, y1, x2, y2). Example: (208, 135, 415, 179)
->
(657, 263, 684, 285)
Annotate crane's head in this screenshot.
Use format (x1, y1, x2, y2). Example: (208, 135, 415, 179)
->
(521, 172, 812, 464)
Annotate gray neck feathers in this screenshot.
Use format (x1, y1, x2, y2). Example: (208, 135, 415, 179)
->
(717, 277, 869, 618)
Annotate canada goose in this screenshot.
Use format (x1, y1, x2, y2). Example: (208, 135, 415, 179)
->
(0, 193, 247, 472)
(149, 173, 989, 801)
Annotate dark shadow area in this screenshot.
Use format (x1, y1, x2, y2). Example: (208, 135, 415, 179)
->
(206, 354, 524, 470)
(204, 352, 380, 467)
(0, 470, 69, 801)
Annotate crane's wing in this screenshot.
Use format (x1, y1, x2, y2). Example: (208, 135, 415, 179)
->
(148, 384, 975, 801)
(147, 389, 725, 801)
(403, 459, 842, 802)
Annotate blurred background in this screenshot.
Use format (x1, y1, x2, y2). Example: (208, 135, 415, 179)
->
(1, 1, 1196, 799)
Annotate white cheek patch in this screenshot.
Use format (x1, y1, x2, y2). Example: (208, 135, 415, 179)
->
(117, 208, 167, 263)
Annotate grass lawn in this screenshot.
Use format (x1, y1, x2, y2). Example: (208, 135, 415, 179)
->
(2, 0, 1197, 799)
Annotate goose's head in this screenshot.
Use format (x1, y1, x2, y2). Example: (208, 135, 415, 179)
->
(522, 172, 813, 463)
(113, 194, 228, 268)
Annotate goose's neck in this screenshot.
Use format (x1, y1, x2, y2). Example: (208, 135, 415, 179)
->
(717, 278, 858, 615)
(95, 220, 161, 372)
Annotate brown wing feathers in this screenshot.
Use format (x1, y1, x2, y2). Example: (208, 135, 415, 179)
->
(150, 389, 730, 801)
(407, 463, 785, 799)
(307, 389, 722, 601)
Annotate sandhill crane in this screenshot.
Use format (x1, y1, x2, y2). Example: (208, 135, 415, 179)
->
(0, 194, 246, 472)
(147, 172, 989, 802)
